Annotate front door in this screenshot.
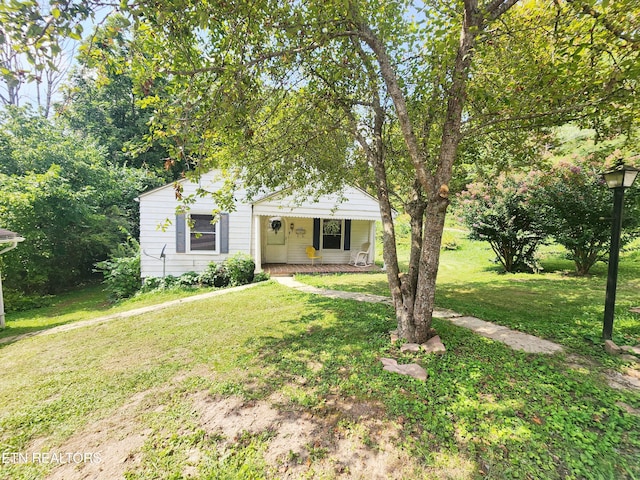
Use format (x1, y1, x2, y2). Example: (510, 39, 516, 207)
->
(264, 217, 288, 263)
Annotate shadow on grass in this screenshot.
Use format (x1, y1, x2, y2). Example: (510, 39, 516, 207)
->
(247, 292, 640, 479)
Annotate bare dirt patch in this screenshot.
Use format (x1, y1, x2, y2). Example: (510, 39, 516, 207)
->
(42, 389, 152, 480)
(30, 374, 474, 479)
(191, 390, 473, 479)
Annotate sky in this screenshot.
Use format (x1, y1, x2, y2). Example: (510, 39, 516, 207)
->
(2, 5, 112, 113)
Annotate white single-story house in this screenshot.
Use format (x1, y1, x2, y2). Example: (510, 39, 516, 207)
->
(138, 171, 382, 278)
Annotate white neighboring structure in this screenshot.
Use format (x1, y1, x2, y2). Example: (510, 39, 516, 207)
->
(138, 171, 382, 278)
(0, 228, 25, 328)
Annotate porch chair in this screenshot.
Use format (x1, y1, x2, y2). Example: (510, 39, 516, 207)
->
(305, 246, 322, 265)
(349, 242, 371, 267)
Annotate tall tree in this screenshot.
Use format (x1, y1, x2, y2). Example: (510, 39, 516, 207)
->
(117, 0, 524, 343)
(7, 0, 640, 342)
(58, 15, 176, 175)
(0, 17, 73, 116)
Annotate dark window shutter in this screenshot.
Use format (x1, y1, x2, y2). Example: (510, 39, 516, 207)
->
(176, 213, 186, 253)
(344, 220, 351, 251)
(313, 218, 321, 250)
(220, 213, 229, 254)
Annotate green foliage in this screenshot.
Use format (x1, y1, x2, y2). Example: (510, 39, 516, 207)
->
(198, 262, 229, 288)
(252, 271, 270, 283)
(1, 289, 54, 313)
(531, 158, 640, 275)
(58, 15, 177, 179)
(94, 238, 141, 301)
(0, 106, 163, 295)
(224, 253, 255, 286)
(458, 174, 547, 273)
(138, 256, 260, 297)
(140, 276, 162, 292)
(441, 231, 460, 251)
(177, 271, 200, 287)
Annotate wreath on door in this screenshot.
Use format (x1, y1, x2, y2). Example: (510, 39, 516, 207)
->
(270, 218, 282, 234)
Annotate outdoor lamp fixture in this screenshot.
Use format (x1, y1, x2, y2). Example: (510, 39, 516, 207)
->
(601, 163, 639, 340)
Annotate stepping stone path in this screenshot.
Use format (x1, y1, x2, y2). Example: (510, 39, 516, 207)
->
(274, 276, 563, 354)
(604, 340, 640, 366)
(380, 358, 428, 381)
(273, 276, 640, 390)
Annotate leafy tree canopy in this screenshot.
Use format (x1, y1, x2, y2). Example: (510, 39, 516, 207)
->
(0, 106, 163, 296)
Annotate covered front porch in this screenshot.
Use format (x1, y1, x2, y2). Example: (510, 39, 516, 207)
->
(252, 186, 382, 271)
(262, 262, 382, 277)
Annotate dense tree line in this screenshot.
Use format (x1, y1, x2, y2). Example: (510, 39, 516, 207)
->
(0, 106, 163, 305)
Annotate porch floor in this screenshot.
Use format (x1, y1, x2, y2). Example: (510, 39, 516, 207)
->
(262, 263, 382, 276)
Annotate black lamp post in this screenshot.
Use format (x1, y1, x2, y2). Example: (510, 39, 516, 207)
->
(601, 163, 639, 340)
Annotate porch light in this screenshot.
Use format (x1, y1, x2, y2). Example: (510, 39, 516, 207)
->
(601, 163, 639, 340)
(602, 164, 639, 189)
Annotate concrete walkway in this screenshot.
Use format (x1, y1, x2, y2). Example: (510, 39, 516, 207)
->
(274, 276, 564, 355)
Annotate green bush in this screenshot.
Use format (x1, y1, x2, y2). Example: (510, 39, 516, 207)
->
(530, 159, 640, 275)
(94, 238, 141, 300)
(458, 173, 547, 273)
(140, 276, 162, 292)
(441, 232, 460, 251)
(178, 271, 200, 287)
(253, 271, 270, 283)
(199, 262, 229, 288)
(224, 253, 255, 286)
(2, 288, 54, 313)
(95, 253, 141, 300)
(159, 275, 179, 289)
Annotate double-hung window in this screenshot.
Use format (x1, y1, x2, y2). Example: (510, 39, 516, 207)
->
(322, 219, 342, 250)
(189, 214, 218, 252)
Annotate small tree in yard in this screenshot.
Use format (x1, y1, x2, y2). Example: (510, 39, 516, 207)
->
(459, 174, 547, 273)
(532, 159, 640, 275)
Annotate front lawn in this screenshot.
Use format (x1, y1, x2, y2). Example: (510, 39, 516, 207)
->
(298, 231, 640, 358)
(0, 284, 218, 341)
(0, 281, 639, 479)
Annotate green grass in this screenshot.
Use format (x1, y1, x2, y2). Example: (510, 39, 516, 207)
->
(1, 284, 219, 341)
(298, 230, 640, 358)
(0, 281, 638, 479)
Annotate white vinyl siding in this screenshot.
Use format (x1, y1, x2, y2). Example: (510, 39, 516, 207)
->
(138, 172, 253, 278)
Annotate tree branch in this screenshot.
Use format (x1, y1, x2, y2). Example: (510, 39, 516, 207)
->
(349, 9, 433, 194)
(484, 0, 521, 22)
(565, 0, 640, 47)
(462, 90, 628, 136)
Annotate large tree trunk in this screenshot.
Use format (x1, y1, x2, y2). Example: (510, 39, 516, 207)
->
(358, 0, 481, 343)
(407, 0, 481, 343)
(353, 0, 517, 343)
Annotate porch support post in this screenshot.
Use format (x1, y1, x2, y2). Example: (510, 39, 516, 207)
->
(369, 221, 376, 265)
(253, 214, 262, 272)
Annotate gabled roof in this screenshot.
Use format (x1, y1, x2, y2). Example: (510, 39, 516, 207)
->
(252, 185, 382, 221)
(137, 171, 386, 221)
